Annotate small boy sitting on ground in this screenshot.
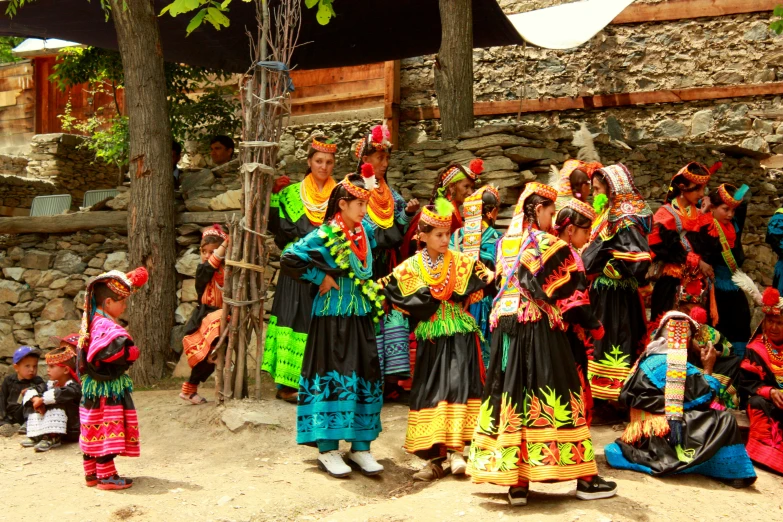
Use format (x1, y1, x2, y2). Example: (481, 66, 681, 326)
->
(0, 346, 44, 437)
(20, 335, 82, 452)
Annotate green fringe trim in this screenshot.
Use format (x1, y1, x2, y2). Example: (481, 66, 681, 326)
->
(82, 374, 133, 401)
(592, 275, 639, 291)
(501, 333, 510, 372)
(414, 301, 481, 341)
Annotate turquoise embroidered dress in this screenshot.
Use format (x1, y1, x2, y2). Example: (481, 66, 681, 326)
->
(281, 221, 384, 447)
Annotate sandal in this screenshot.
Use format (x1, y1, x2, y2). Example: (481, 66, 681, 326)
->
(412, 460, 446, 482)
(179, 392, 207, 405)
(97, 474, 134, 491)
(85, 474, 98, 488)
(275, 389, 298, 404)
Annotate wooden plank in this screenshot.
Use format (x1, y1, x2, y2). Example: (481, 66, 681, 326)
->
(290, 95, 385, 116)
(0, 211, 242, 234)
(0, 76, 34, 91)
(0, 117, 34, 134)
(292, 78, 385, 100)
(384, 60, 401, 151)
(290, 63, 385, 88)
(291, 88, 385, 106)
(401, 82, 783, 121)
(0, 61, 32, 79)
(613, 0, 778, 24)
(0, 103, 35, 120)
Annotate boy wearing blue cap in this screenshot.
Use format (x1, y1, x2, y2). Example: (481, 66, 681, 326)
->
(0, 346, 44, 436)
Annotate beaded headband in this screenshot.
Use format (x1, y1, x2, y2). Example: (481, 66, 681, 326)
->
(441, 158, 484, 188)
(202, 224, 228, 240)
(675, 161, 711, 186)
(717, 183, 748, 209)
(312, 137, 337, 154)
(46, 347, 77, 365)
(354, 124, 391, 159)
(513, 182, 558, 215)
(565, 198, 596, 222)
(420, 204, 453, 229)
(340, 173, 372, 201)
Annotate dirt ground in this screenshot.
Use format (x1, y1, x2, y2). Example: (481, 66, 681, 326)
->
(1, 376, 782, 522)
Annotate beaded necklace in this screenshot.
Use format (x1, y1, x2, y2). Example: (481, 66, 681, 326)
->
(300, 174, 336, 225)
(367, 179, 395, 229)
(334, 213, 368, 263)
(417, 250, 456, 300)
(421, 248, 444, 273)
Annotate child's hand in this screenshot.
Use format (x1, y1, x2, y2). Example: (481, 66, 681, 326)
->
(32, 396, 45, 413)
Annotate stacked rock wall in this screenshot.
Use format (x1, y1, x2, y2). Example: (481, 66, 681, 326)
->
(0, 155, 28, 177)
(388, 123, 781, 287)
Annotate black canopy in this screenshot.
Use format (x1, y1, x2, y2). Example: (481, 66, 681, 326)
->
(0, 0, 522, 71)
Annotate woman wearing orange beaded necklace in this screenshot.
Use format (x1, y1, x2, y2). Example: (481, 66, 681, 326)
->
(380, 198, 493, 482)
(356, 124, 420, 388)
(738, 279, 783, 475)
(263, 136, 337, 403)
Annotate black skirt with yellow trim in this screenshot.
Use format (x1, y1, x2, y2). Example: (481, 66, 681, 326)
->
(467, 319, 598, 485)
(405, 331, 485, 460)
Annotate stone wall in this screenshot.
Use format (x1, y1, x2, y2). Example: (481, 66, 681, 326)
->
(23, 133, 120, 208)
(0, 155, 28, 177)
(0, 175, 57, 213)
(388, 123, 781, 287)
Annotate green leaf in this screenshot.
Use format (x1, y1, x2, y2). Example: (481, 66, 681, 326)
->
(315, 1, 334, 25)
(205, 6, 231, 29)
(186, 8, 208, 34)
(305, 0, 318, 8)
(161, 0, 201, 17)
(774, 5, 783, 17)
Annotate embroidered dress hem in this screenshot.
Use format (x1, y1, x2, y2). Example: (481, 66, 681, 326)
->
(262, 315, 308, 389)
(183, 309, 222, 368)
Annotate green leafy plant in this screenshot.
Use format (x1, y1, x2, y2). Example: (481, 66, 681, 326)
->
(0, 37, 25, 64)
(159, 0, 335, 33)
(772, 5, 783, 35)
(52, 46, 241, 168)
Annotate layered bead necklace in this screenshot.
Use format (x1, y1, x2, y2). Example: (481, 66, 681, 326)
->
(300, 174, 336, 225)
(334, 213, 368, 264)
(368, 179, 395, 229)
(418, 249, 456, 300)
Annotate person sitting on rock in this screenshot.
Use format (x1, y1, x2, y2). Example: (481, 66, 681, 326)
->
(20, 341, 81, 452)
(0, 346, 44, 437)
(181, 225, 229, 405)
(209, 135, 235, 166)
(605, 311, 756, 489)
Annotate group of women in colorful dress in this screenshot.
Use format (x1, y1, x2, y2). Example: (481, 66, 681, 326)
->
(178, 122, 783, 506)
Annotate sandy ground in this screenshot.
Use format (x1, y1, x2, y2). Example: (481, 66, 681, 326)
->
(1, 376, 782, 522)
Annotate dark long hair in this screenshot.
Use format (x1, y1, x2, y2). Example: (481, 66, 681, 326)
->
(324, 174, 367, 223)
(481, 190, 500, 224)
(554, 207, 592, 233)
(522, 194, 554, 225)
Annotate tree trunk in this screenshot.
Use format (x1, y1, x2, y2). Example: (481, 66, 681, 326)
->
(111, 0, 176, 385)
(434, 0, 474, 139)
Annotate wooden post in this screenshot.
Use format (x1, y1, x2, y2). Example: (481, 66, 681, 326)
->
(383, 60, 400, 150)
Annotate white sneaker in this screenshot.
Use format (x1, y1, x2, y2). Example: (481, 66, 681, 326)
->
(347, 450, 384, 476)
(317, 450, 352, 478)
(447, 451, 467, 475)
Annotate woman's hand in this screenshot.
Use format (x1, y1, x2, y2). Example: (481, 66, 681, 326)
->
(319, 274, 339, 296)
(698, 260, 714, 278)
(772, 389, 783, 410)
(406, 198, 420, 215)
(699, 341, 718, 375)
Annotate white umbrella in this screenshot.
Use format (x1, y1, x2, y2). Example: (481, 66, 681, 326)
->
(507, 0, 636, 50)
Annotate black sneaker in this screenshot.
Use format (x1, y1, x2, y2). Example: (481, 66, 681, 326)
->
(507, 486, 529, 506)
(576, 476, 618, 500)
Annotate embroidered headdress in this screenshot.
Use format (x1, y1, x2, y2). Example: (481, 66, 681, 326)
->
(556, 159, 603, 199)
(76, 267, 149, 354)
(420, 197, 454, 229)
(354, 124, 391, 159)
(440, 159, 483, 191)
(459, 185, 500, 261)
(591, 164, 652, 241)
(312, 136, 338, 155)
(202, 224, 228, 241)
(341, 164, 376, 200)
(506, 182, 557, 238)
(45, 345, 80, 383)
(665, 161, 716, 203)
(716, 183, 749, 210)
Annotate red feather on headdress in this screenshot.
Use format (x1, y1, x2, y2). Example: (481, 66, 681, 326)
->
(689, 306, 708, 324)
(708, 161, 722, 175)
(763, 287, 780, 307)
(361, 163, 375, 178)
(469, 158, 484, 175)
(685, 279, 703, 298)
(126, 267, 149, 289)
(371, 126, 384, 144)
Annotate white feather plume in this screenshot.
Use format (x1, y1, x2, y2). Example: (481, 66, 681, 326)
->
(732, 270, 763, 306)
(571, 123, 601, 163)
